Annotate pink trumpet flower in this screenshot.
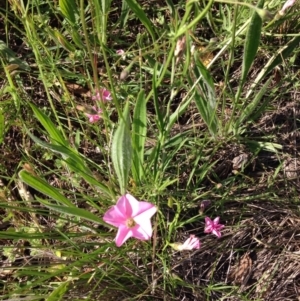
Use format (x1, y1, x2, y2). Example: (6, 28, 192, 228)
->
(103, 194, 157, 247)
(204, 216, 224, 238)
(84, 106, 102, 123)
(170, 234, 201, 251)
(92, 88, 112, 102)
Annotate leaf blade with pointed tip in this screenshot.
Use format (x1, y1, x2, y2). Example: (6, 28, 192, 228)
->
(240, 0, 264, 87)
(111, 102, 132, 195)
(19, 170, 74, 207)
(125, 0, 156, 42)
(132, 90, 147, 183)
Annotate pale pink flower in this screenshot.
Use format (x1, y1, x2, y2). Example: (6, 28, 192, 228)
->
(170, 234, 201, 251)
(103, 194, 157, 247)
(279, 0, 296, 15)
(204, 216, 224, 238)
(92, 88, 112, 102)
(116, 49, 126, 59)
(84, 106, 102, 123)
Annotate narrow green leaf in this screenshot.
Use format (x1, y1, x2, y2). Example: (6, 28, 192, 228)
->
(37, 199, 107, 226)
(152, 64, 164, 131)
(120, 0, 130, 28)
(191, 54, 218, 136)
(0, 109, 4, 144)
(263, 35, 300, 76)
(240, 0, 264, 86)
(0, 40, 30, 71)
(59, 0, 78, 25)
(237, 77, 272, 127)
(29, 103, 68, 146)
(101, 0, 112, 14)
(26, 130, 78, 160)
(53, 30, 76, 52)
(19, 170, 74, 207)
(246, 140, 282, 153)
(166, 96, 193, 133)
(65, 157, 111, 196)
(166, 0, 175, 18)
(46, 282, 69, 301)
(246, 35, 300, 98)
(25, 132, 111, 196)
(111, 102, 132, 195)
(132, 90, 147, 183)
(125, 0, 156, 42)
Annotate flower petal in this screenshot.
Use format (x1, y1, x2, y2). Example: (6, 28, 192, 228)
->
(116, 194, 136, 218)
(131, 199, 157, 218)
(115, 225, 133, 247)
(103, 205, 127, 227)
(133, 217, 153, 237)
(212, 229, 221, 238)
(131, 224, 152, 241)
(213, 216, 220, 224)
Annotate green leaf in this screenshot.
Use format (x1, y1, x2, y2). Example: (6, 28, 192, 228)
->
(29, 103, 68, 147)
(111, 102, 132, 195)
(191, 53, 218, 136)
(0, 40, 30, 71)
(166, 96, 193, 133)
(237, 77, 272, 128)
(37, 199, 107, 226)
(132, 90, 147, 183)
(46, 282, 69, 301)
(246, 140, 282, 153)
(19, 170, 74, 207)
(263, 35, 300, 76)
(53, 29, 76, 52)
(152, 64, 164, 132)
(25, 132, 111, 196)
(240, 0, 264, 87)
(120, 0, 130, 28)
(0, 109, 4, 144)
(246, 35, 300, 98)
(59, 0, 79, 25)
(100, 0, 112, 14)
(125, 0, 156, 42)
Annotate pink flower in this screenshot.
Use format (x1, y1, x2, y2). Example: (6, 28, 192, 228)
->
(84, 106, 102, 123)
(279, 0, 296, 15)
(92, 88, 112, 102)
(103, 194, 157, 247)
(204, 216, 224, 238)
(116, 49, 126, 59)
(170, 234, 201, 251)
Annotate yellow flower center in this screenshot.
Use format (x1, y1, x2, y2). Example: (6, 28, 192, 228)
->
(126, 218, 136, 228)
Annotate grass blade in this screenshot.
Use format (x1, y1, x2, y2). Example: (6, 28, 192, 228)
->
(46, 281, 69, 301)
(29, 103, 68, 146)
(125, 0, 156, 41)
(237, 77, 272, 128)
(246, 35, 300, 98)
(191, 53, 218, 136)
(19, 170, 74, 207)
(0, 109, 4, 144)
(26, 132, 111, 196)
(37, 199, 107, 226)
(132, 89, 147, 183)
(59, 0, 79, 25)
